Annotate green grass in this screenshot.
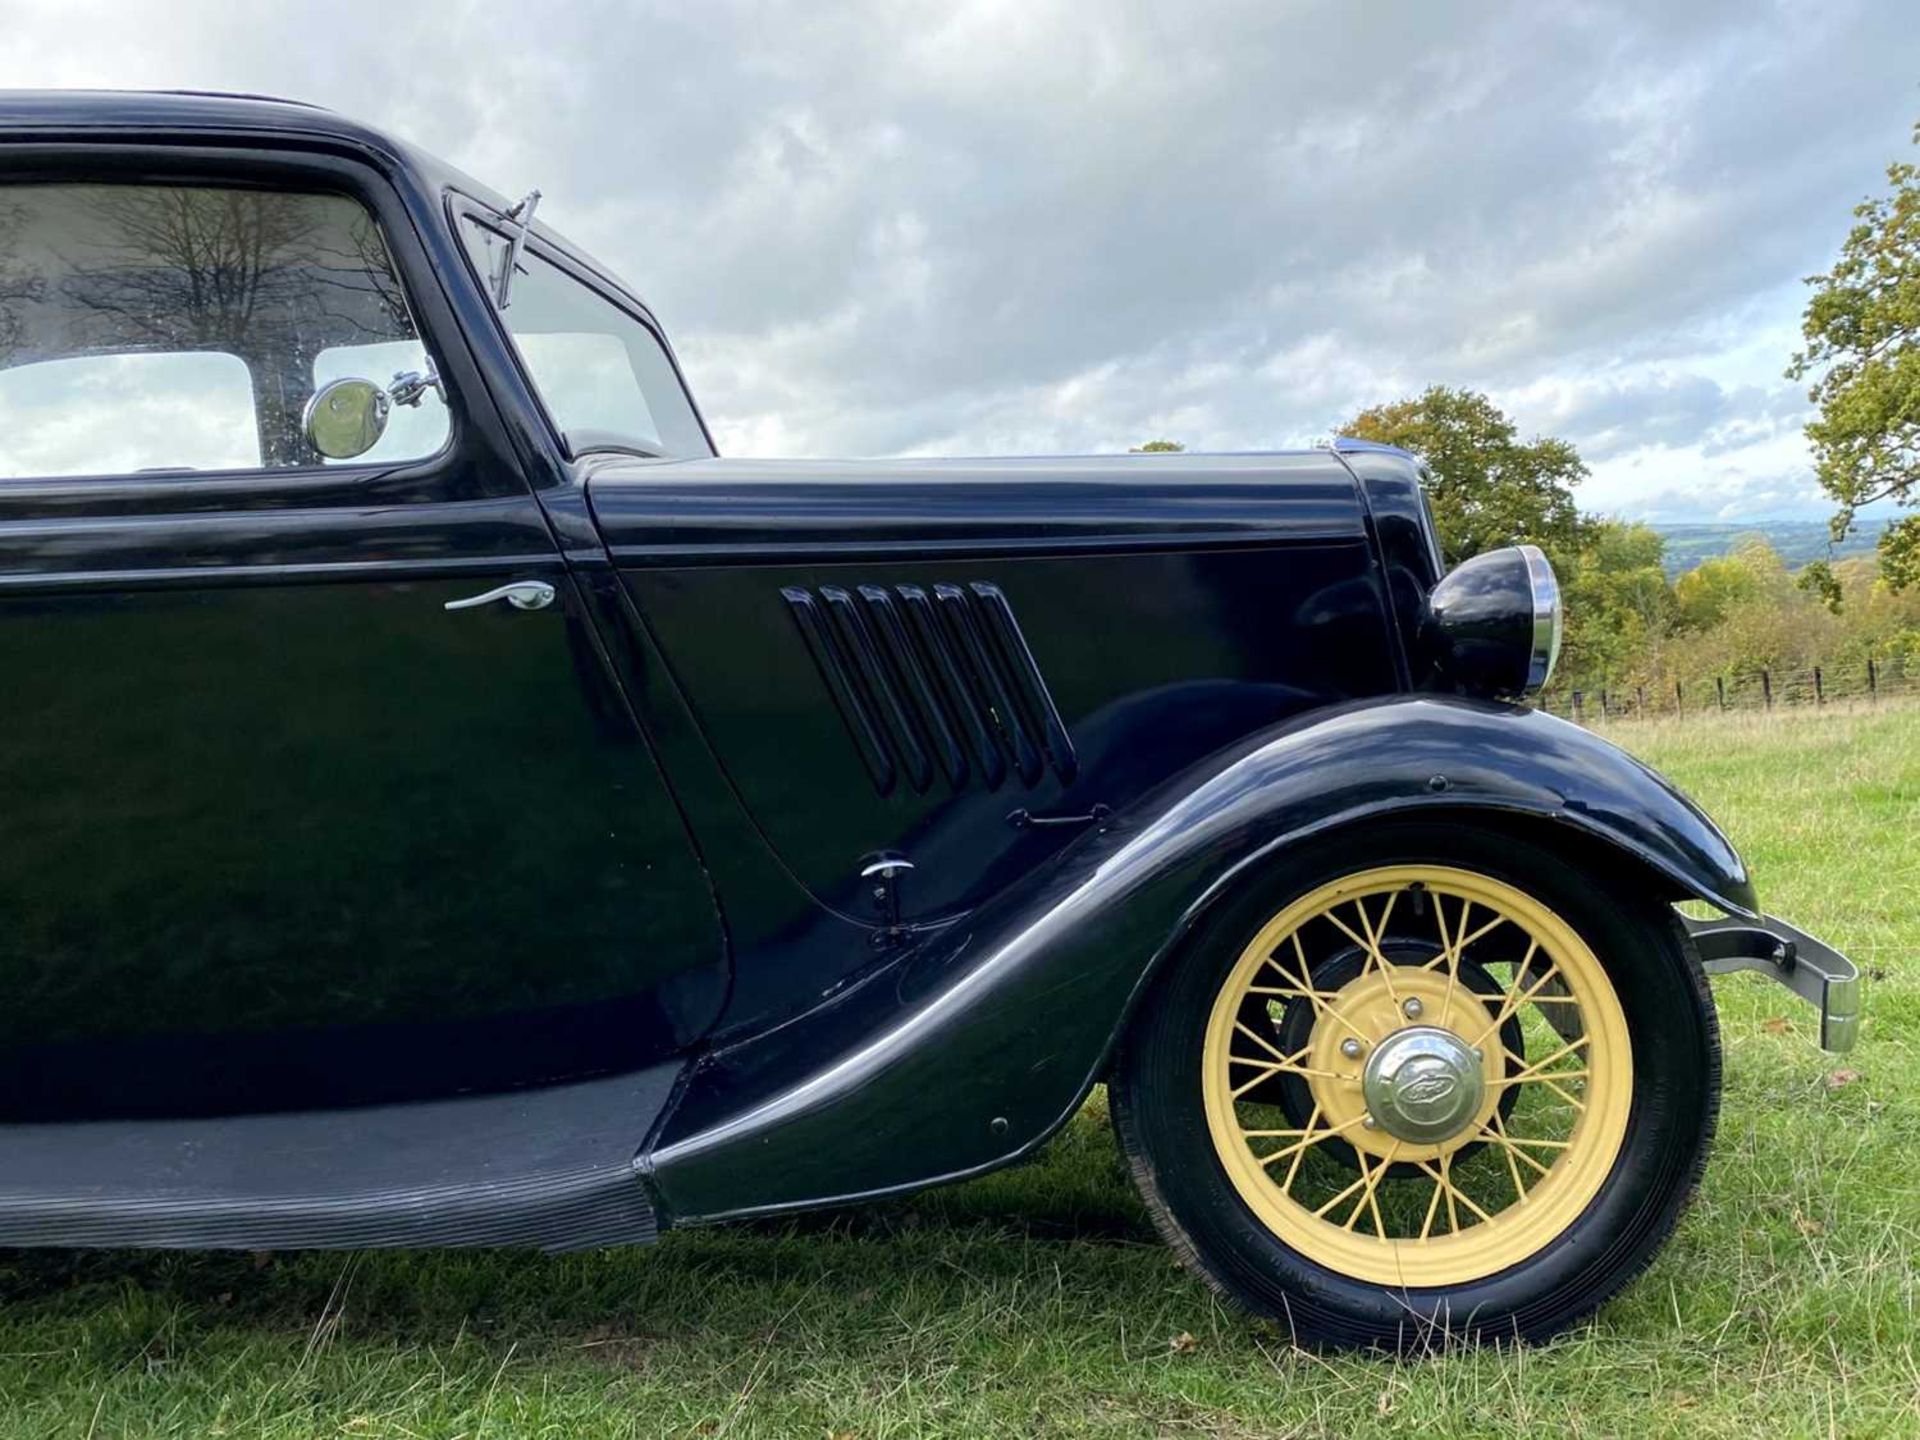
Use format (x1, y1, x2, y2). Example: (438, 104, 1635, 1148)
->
(2, 707, 1916, 1437)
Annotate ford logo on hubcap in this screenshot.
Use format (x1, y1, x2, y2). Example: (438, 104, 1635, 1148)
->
(1394, 1066, 1460, 1117)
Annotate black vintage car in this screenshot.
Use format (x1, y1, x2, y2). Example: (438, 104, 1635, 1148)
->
(0, 91, 1860, 1348)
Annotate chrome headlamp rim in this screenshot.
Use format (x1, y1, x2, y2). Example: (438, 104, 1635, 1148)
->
(1518, 543, 1562, 697)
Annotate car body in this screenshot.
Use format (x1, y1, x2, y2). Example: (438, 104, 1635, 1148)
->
(0, 92, 1859, 1345)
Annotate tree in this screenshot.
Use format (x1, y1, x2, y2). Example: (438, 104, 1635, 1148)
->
(1789, 120, 1920, 589)
(1130, 439, 1185, 452)
(1556, 520, 1675, 693)
(57, 188, 411, 466)
(1673, 537, 1786, 631)
(1338, 387, 1585, 563)
(1795, 559, 1844, 614)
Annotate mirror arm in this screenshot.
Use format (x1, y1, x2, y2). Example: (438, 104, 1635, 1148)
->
(389, 365, 444, 409)
(492, 189, 541, 310)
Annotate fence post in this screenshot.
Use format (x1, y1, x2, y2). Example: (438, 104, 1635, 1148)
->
(1637, 684, 1646, 715)
(1675, 679, 1684, 715)
(1814, 666, 1824, 706)
(1761, 669, 1772, 710)
(1600, 688, 1609, 719)
(1572, 690, 1583, 723)
(1716, 676, 1726, 710)
(1869, 657, 1878, 698)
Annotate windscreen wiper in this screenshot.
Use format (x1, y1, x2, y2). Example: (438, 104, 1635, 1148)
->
(492, 189, 541, 310)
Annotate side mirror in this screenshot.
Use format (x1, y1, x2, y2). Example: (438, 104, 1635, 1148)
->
(302, 377, 391, 460)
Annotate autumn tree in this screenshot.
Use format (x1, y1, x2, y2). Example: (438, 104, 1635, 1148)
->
(1789, 120, 1920, 588)
(1130, 439, 1186, 452)
(1338, 386, 1585, 563)
(1556, 520, 1675, 691)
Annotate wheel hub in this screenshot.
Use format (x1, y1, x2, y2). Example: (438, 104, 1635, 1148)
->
(1361, 1025, 1486, 1144)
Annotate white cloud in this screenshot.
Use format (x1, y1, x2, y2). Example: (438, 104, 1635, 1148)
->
(0, 0, 1913, 519)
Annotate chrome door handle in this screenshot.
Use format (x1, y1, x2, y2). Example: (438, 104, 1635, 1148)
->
(444, 580, 556, 612)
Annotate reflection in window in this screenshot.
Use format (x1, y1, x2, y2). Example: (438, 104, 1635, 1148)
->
(0, 352, 259, 477)
(460, 219, 710, 459)
(0, 184, 448, 479)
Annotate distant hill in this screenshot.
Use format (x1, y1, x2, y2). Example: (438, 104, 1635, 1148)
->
(1649, 520, 1884, 578)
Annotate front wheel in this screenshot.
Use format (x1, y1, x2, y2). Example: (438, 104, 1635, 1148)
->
(1110, 823, 1720, 1349)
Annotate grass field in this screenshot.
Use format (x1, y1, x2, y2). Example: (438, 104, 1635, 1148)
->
(1, 708, 1914, 1438)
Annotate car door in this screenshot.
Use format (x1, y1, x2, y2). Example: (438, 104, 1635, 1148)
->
(0, 156, 724, 1121)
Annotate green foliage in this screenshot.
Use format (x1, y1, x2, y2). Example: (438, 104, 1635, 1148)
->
(1326, 388, 1907, 694)
(1559, 520, 1674, 690)
(1339, 385, 1585, 563)
(1673, 540, 1781, 632)
(1797, 559, 1844, 614)
(1789, 120, 1920, 587)
(1129, 439, 1186, 452)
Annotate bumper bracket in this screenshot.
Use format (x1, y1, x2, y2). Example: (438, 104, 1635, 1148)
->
(1685, 915, 1861, 1053)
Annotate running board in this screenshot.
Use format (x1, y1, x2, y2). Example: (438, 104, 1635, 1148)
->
(0, 1061, 683, 1250)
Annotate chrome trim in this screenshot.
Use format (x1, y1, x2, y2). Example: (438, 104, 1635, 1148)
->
(1360, 1025, 1487, 1143)
(1518, 543, 1562, 696)
(443, 580, 556, 612)
(492, 189, 542, 310)
(388, 365, 444, 409)
(1687, 914, 1862, 1053)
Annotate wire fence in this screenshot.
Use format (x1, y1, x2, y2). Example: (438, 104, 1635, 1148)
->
(1539, 656, 1920, 724)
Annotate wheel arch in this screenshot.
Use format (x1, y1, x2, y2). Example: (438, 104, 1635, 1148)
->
(1110, 798, 1736, 1080)
(649, 697, 1754, 1223)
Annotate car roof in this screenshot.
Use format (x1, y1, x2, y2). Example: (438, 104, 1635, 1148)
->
(0, 88, 519, 228)
(0, 89, 398, 152)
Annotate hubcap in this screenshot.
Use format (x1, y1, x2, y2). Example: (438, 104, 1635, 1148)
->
(1361, 1026, 1486, 1143)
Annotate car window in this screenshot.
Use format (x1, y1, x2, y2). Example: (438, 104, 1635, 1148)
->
(0, 183, 448, 480)
(460, 218, 710, 459)
(0, 351, 260, 477)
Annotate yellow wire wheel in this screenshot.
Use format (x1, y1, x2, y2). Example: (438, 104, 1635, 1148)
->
(1200, 865, 1633, 1288)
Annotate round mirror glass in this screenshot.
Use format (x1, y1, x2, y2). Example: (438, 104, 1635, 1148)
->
(302, 377, 391, 460)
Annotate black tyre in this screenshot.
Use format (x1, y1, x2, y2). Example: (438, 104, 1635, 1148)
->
(1110, 821, 1719, 1349)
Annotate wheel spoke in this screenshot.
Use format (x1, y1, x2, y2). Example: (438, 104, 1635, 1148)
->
(1312, 1168, 1373, 1220)
(1534, 1075, 1587, 1110)
(1491, 1116, 1531, 1203)
(1486, 1111, 1551, 1185)
(1253, 1112, 1366, 1166)
(1424, 898, 1507, 972)
(1232, 1018, 1292, 1064)
(1495, 1068, 1590, 1089)
(1466, 942, 1567, 1047)
(1343, 1142, 1400, 1235)
(1417, 1155, 1493, 1226)
(1259, 934, 1370, 1043)
(1274, 1105, 1324, 1195)
(1325, 897, 1399, 1003)
(1430, 894, 1465, 1026)
(1505, 1035, 1590, 1084)
(1229, 1034, 1345, 1094)
(1419, 1159, 1447, 1239)
(1502, 1133, 1573, 1151)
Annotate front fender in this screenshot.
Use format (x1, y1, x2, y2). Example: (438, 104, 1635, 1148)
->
(649, 696, 1752, 1222)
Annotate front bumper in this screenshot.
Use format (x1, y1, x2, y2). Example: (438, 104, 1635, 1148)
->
(1685, 915, 1862, 1053)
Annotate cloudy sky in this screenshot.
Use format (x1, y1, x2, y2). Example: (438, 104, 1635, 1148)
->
(2, 0, 1914, 521)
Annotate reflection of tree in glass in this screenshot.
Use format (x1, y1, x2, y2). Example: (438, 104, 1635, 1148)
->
(0, 201, 46, 363)
(57, 187, 416, 466)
